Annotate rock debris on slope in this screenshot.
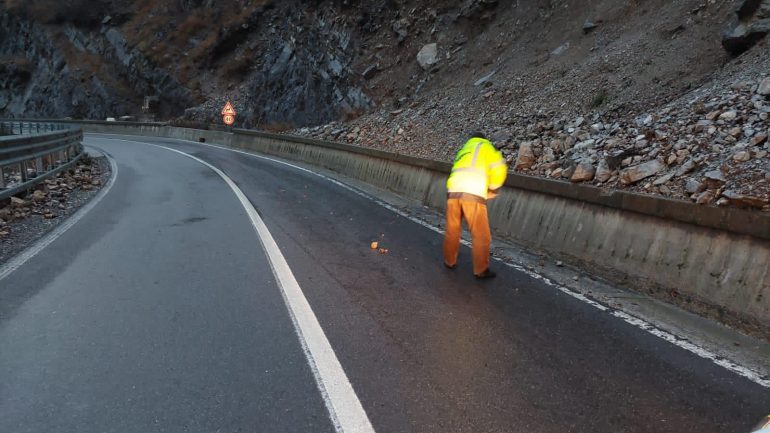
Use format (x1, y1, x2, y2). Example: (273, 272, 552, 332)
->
(290, 0, 770, 212)
(295, 59, 770, 211)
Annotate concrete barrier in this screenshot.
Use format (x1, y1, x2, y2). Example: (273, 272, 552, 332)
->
(20, 120, 770, 336)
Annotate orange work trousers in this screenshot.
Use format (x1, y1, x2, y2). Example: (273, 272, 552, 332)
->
(443, 198, 491, 275)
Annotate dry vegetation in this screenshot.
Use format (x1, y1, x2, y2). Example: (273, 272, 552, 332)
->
(120, 0, 268, 86)
(48, 30, 135, 102)
(0, 56, 33, 71)
(3, 0, 109, 25)
(221, 55, 253, 80)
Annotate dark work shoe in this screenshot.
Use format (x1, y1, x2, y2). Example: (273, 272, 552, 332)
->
(475, 269, 496, 279)
(444, 262, 457, 270)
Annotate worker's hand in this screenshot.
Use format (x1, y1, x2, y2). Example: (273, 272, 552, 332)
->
(487, 189, 499, 200)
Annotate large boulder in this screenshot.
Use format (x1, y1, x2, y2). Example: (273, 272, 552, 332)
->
(458, 0, 499, 19)
(685, 179, 706, 194)
(392, 18, 409, 43)
(416, 43, 439, 70)
(758, 77, 770, 96)
(10, 197, 28, 208)
(514, 142, 536, 171)
(722, 190, 770, 209)
(570, 161, 596, 182)
(620, 159, 665, 185)
(722, 0, 770, 55)
(594, 160, 612, 182)
(31, 190, 47, 202)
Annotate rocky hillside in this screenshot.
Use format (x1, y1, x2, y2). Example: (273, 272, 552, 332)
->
(1, 0, 376, 125)
(2, 0, 769, 209)
(295, 0, 770, 211)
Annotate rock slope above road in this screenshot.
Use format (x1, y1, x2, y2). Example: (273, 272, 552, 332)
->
(292, 1, 770, 211)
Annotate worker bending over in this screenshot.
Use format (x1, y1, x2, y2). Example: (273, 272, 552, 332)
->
(443, 132, 508, 279)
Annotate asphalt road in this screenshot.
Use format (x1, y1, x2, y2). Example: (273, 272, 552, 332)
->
(1, 135, 768, 433)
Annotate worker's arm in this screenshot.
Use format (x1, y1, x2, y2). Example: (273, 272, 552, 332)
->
(486, 144, 508, 198)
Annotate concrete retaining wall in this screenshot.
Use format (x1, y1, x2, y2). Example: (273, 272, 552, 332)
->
(37, 121, 770, 335)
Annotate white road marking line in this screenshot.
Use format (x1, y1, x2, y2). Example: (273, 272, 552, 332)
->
(0, 148, 118, 282)
(91, 134, 770, 389)
(508, 265, 770, 387)
(142, 142, 376, 433)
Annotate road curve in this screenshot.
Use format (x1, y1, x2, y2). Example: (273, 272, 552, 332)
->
(0, 134, 768, 433)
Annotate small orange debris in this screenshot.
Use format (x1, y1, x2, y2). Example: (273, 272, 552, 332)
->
(370, 241, 379, 249)
(378, 248, 389, 254)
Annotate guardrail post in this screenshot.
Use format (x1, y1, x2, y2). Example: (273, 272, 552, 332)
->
(19, 161, 27, 183)
(0, 167, 5, 188)
(35, 157, 43, 176)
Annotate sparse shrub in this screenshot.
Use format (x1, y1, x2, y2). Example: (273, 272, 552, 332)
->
(221, 56, 253, 80)
(591, 89, 611, 108)
(171, 9, 212, 48)
(341, 108, 365, 122)
(0, 57, 33, 80)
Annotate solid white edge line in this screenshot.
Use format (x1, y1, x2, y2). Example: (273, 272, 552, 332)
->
(142, 142, 376, 433)
(91, 134, 770, 389)
(0, 147, 118, 281)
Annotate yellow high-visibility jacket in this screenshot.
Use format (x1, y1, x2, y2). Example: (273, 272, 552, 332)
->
(447, 137, 507, 201)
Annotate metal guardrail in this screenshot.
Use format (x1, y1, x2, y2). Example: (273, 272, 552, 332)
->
(0, 121, 84, 200)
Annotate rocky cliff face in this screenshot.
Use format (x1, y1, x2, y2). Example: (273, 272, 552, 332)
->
(0, 0, 528, 127)
(180, 1, 374, 128)
(723, 0, 770, 54)
(0, 3, 193, 119)
(0, 0, 396, 126)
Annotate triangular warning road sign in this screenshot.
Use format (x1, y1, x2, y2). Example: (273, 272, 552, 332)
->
(221, 101, 236, 116)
